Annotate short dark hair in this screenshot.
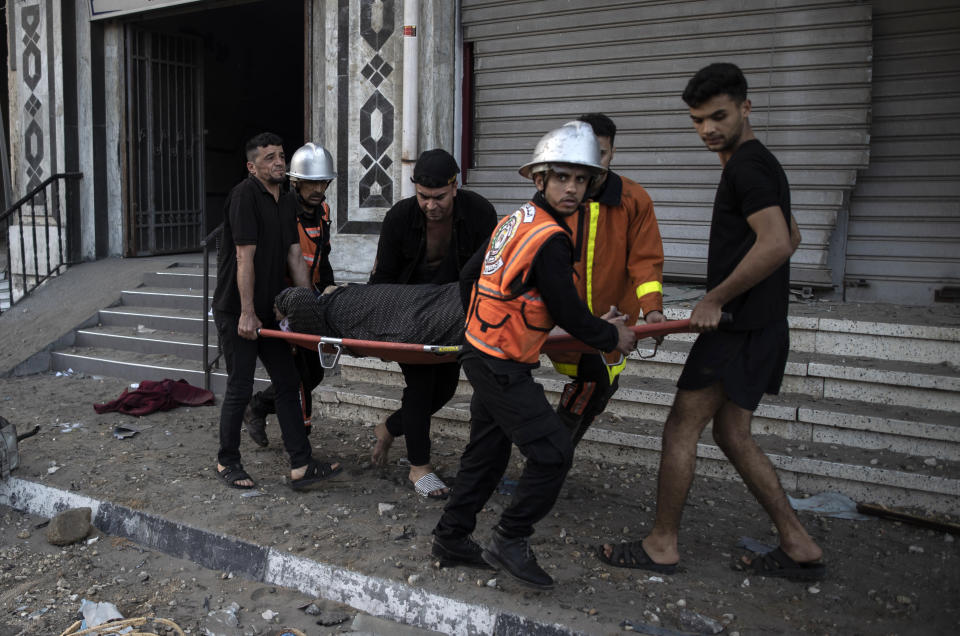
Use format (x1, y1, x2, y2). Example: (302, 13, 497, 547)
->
(578, 113, 616, 145)
(682, 63, 748, 108)
(245, 132, 284, 162)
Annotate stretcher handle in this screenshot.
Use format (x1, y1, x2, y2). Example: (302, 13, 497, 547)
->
(318, 342, 342, 369)
(540, 312, 733, 355)
(636, 312, 733, 359)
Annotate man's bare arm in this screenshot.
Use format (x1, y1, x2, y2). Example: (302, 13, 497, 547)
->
(287, 243, 311, 289)
(690, 206, 793, 330)
(789, 213, 802, 254)
(236, 244, 261, 339)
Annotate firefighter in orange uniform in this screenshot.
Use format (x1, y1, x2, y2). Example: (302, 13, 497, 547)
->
(550, 113, 666, 447)
(244, 143, 336, 446)
(431, 122, 637, 590)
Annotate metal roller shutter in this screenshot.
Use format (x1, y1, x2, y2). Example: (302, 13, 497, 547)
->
(844, 0, 960, 304)
(461, 0, 873, 287)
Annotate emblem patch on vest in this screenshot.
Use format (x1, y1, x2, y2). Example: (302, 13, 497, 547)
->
(483, 209, 523, 275)
(521, 202, 536, 223)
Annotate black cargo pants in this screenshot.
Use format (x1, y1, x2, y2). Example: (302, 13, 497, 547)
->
(434, 354, 574, 541)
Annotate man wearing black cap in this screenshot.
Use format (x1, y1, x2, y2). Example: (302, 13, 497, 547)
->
(369, 149, 498, 499)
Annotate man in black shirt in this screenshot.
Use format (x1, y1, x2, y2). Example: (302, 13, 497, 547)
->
(212, 133, 341, 492)
(599, 63, 824, 581)
(368, 149, 497, 499)
(243, 143, 337, 446)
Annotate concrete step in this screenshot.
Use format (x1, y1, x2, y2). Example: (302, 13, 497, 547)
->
(98, 306, 215, 336)
(313, 378, 960, 515)
(1, 274, 10, 311)
(120, 286, 206, 311)
(662, 305, 960, 365)
(630, 340, 960, 411)
(74, 325, 217, 360)
(50, 345, 269, 394)
(142, 268, 216, 290)
(336, 355, 960, 462)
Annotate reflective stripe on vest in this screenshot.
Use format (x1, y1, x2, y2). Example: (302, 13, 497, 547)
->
(585, 201, 600, 313)
(551, 353, 626, 385)
(636, 280, 663, 299)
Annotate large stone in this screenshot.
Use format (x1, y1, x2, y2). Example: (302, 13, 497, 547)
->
(45, 507, 92, 546)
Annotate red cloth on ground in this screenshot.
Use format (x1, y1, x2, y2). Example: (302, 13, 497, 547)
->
(93, 379, 215, 416)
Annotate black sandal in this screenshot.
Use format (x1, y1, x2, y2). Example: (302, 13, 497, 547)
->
(217, 464, 255, 490)
(734, 547, 826, 581)
(290, 459, 342, 491)
(597, 540, 678, 574)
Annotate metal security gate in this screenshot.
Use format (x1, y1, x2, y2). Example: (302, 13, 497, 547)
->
(461, 0, 873, 288)
(844, 0, 960, 304)
(125, 28, 204, 256)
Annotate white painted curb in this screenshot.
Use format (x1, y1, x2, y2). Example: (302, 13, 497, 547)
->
(0, 477, 583, 636)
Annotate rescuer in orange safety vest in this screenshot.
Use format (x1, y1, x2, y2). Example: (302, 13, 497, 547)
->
(431, 122, 637, 590)
(549, 113, 666, 448)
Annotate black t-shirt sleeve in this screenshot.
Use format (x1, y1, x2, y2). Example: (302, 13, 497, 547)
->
(316, 219, 335, 289)
(475, 197, 499, 247)
(280, 195, 300, 248)
(532, 235, 618, 352)
(229, 182, 259, 245)
(369, 205, 405, 284)
(729, 154, 784, 218)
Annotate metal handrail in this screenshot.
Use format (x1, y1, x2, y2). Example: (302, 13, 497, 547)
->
(201, 222, 223, 390)
(1, 172, 83, 314)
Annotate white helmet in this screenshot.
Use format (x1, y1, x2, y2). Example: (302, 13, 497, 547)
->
(287, 143, 336, 181)
(519, 121, 605, 179)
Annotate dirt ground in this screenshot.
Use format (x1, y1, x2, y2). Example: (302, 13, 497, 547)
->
(1, 371, 959, 636)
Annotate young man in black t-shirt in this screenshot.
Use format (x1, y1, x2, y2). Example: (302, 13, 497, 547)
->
(599, 63, 825, 581)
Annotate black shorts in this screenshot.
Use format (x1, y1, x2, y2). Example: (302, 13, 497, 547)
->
(676, 319, 789, 411)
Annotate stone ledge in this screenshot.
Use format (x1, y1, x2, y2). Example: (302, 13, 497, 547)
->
(315, 383, 960, 515)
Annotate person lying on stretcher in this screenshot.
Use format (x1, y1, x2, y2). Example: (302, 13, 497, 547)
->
(273, 282, 466, 346)
(273, 280, 640, 352)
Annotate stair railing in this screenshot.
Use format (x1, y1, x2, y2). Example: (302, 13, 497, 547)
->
(0, 172, 83, 314)
(201, 222, 223, 390)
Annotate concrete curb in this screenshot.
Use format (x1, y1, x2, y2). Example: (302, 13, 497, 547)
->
(0, 477, 586, 636)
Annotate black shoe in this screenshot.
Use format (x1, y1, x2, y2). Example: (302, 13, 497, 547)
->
(432, 535, 494, 570)
(482, 530, 554, 590)
(243, 404, 268, 447)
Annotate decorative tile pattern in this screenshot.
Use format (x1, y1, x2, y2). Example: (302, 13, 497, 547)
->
(357, 0, 396, 210)
(336, 0, 400, 235)
(19, 3, 45, 194)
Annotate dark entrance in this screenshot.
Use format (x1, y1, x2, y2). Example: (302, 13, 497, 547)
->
(124, 1, 304, 255)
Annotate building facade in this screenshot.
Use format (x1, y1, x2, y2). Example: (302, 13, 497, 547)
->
(3, 0, 958, 304)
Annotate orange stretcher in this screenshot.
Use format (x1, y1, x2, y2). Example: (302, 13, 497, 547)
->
(258, 318, 701, 367)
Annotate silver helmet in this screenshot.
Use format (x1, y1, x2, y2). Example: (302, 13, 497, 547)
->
(518, 120, 605, 179)
(287, 142, 336, 181)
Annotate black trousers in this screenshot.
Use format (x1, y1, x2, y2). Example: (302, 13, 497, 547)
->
(384, 361, 460, 466)
(214, 310, 312, 469)
(434, 356, 573, 541)
(557, 353, 620, 447)
(250, 348, 325, 425)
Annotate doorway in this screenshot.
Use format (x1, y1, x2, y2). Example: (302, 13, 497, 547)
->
(124, 1, 305, 255)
